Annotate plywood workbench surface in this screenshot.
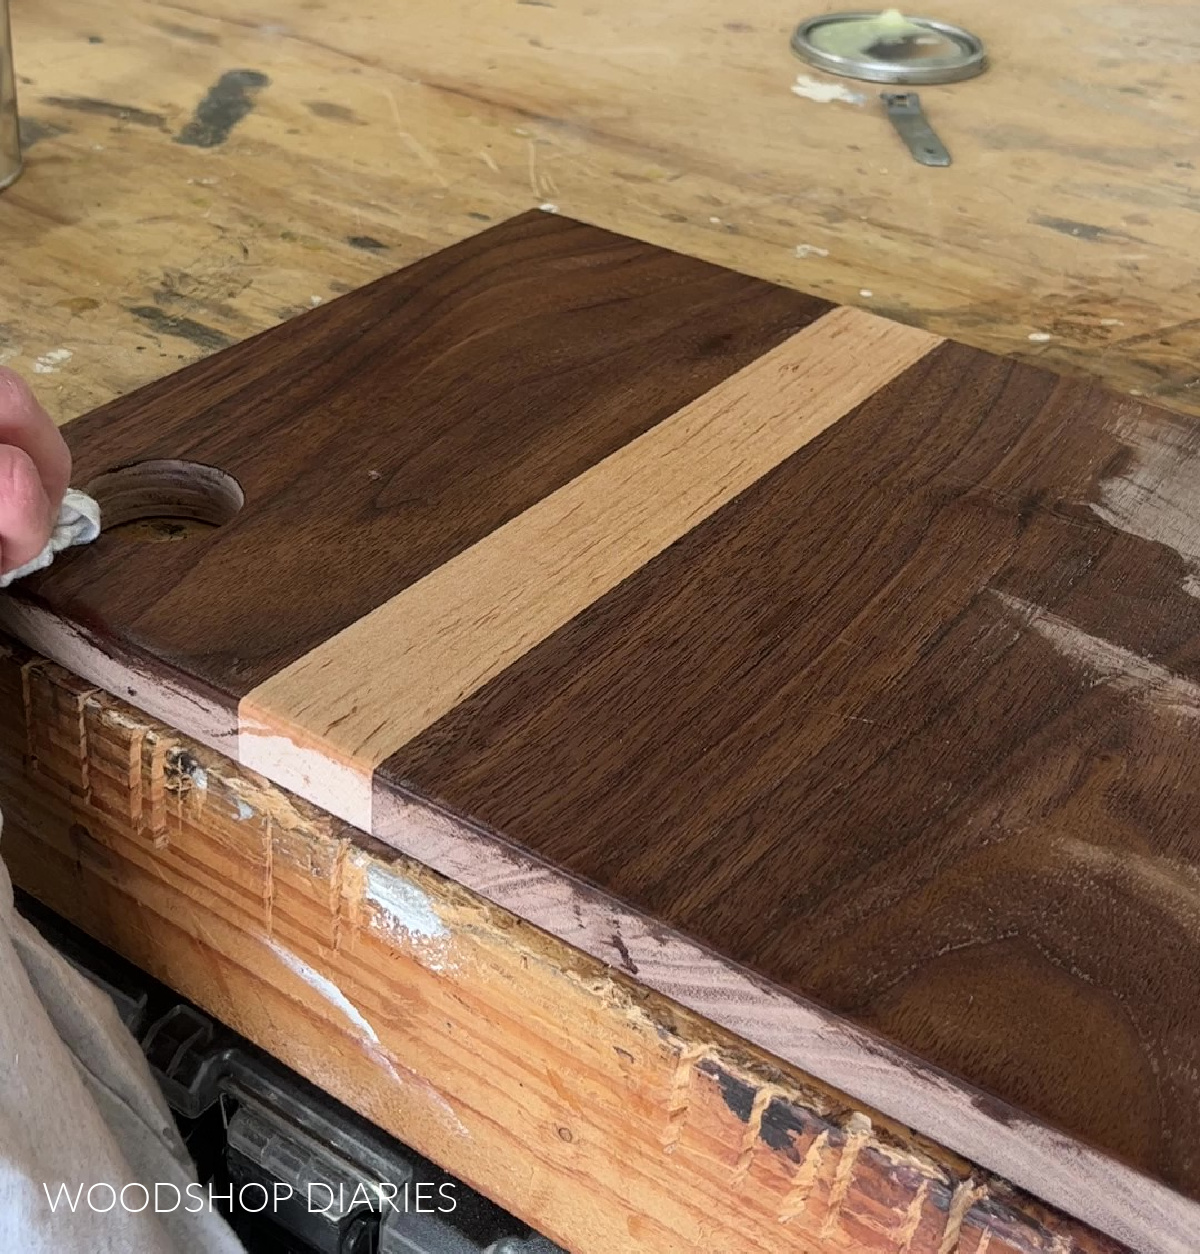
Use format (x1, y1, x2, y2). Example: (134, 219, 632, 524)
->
(4, 3, 1200, 1254)
(6, 0, 1200, 416)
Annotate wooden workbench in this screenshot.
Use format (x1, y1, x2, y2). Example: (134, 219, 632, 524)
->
(4, 2, 1200, 1251)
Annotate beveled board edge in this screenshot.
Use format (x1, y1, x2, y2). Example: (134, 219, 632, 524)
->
(0, 288, 1186, 1251)
(372, 779, 1196, 1254)
(0, 600, 238, 755)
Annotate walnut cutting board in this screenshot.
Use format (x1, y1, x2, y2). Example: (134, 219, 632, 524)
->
(6, 211, 1200, 1251)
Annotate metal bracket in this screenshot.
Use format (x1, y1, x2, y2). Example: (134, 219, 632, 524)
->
(881, 91, 951, 166)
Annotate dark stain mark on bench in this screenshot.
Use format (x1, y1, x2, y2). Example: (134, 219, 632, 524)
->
(175, 70, 270, 148)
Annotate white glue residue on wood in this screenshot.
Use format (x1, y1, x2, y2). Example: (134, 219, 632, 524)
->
(993, 590, 1200, 720)
(270, 940, 383, 1046)
(790, 74, 866, 106)
(268, 939, 469, 1135)
(33, 348, 73, 374)
(1091, 408, 1200, 593)
(363, 862, 456, 972)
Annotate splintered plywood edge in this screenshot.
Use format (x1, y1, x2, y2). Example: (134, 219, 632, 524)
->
(237, 307, 941, 822)
(0, 641, 1128, 1254)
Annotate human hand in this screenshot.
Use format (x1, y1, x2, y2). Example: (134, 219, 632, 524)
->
(0, 367, 72, 576)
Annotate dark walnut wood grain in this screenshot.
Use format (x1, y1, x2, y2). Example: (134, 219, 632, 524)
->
(29, 211, 826, 704)
(384, 340, 1200, 1203)
(6, 212, 1200, 1250)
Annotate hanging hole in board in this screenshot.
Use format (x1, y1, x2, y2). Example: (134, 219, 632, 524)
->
(87, 459, 244, 543)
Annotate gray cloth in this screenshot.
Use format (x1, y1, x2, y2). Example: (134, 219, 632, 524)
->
(0, 824, 244, 1252)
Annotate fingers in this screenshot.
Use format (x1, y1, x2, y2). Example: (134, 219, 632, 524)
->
(0, 443, 54, 573)
(0, 367, 72, 510)
(0, 368, 72, 575)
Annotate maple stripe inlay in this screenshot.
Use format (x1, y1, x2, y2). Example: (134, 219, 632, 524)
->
(237, 305, 942, 828)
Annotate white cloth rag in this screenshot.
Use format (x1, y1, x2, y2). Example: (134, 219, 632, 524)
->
(0, 490, 101, 589)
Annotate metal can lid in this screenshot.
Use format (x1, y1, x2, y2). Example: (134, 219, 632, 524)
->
(791, 10, 987, 85)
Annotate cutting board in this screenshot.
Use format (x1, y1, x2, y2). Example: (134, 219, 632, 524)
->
(6, 210, 1200, 1249)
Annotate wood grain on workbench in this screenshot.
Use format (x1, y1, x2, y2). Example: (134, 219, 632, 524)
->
(4, 213, 1200, 1253)
(5, 0, 1200, 420)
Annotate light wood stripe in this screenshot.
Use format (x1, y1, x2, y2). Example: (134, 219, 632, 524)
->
(238, 306, 942, 828)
